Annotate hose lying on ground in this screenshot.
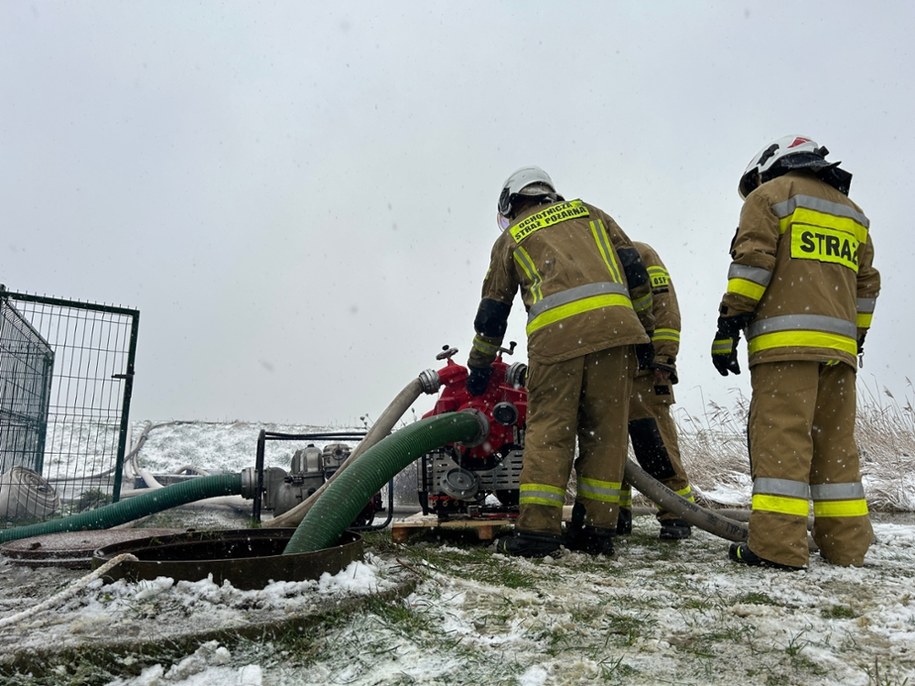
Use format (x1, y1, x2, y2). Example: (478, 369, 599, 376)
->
(625, 460, 818, 551)
(0, 474, 243, 545)
(624, 460, 748, 542)
(283, 411, 484, 554)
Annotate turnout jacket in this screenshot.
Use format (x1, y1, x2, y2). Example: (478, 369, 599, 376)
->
(469, 199, 653, 369)
(719, 171, 880, 369)
(633, 241, 680, 374)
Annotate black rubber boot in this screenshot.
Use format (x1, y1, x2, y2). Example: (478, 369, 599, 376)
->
(564, 525, 616, 556)
(728, 542, 805, 571)
(495, 531, 562, 558)
(616, 508, 633, 536)
(659, 518, 692, 540)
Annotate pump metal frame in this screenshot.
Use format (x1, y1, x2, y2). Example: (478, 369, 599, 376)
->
(253, 429, 394, 531)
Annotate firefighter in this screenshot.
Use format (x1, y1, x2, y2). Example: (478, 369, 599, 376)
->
(617, 241, 695, 540)
(467, 166, 655, 558)
(712, 136, 880, 569)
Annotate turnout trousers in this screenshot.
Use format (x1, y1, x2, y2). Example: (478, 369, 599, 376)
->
(517, 345, 633, 536)
(747, 360, 873, 567)
(623, 374, 694, 521)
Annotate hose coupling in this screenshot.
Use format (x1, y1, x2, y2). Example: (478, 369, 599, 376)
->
(418, 369, 441, 394)
(458, 409, 490, 448)
(240, 467, 260, 500)
(506, 362, 528, 387)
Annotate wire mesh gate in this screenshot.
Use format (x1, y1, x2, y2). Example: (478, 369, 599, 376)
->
(0, 286, 139, 523)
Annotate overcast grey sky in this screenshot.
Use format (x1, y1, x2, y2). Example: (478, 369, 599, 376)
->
(2, 2, 911, 425)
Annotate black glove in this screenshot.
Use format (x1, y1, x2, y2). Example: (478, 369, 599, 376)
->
(711, 330, 741, 376)
(716, 312, 753, 337)
(857, 331, 867, 354)
(466, 365, 493, 396)
(634, 342, 655, 371)
(652, 360, 678, 385)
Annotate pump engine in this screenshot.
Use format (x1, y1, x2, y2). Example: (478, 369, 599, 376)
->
(417, 344, 527, 517)
(262, 442, 382, 527)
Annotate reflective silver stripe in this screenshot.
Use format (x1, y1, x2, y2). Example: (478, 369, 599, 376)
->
(527, 282, 629, 321)
(472, 336, 500, 355)
(578, 482, 620, 498)
(753, 477, 810, 499)
(771, 194, 870, 228)
(632, 293, 652, 313)
(728, 264, 772, 287)
(810, 482, 866, 501)
(746, 314, 856, 340)
(711, 338, 734, 353)
(856, 297, 877, 314)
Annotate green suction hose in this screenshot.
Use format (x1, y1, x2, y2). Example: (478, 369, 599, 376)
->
(284, 411, 484, 555)
(0, 473, 243, 545)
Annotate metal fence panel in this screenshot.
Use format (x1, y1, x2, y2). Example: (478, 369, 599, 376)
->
(0, 287, 139, 523)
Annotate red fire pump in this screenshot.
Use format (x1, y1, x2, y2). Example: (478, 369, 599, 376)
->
(417, 343, 528, 517)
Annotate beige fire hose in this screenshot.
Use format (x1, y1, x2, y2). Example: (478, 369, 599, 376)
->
(267, 375, 433, 528)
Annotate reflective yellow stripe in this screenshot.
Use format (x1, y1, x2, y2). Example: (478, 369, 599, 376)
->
(675, 485, 695, 502)
(589, 220, 623, 283)
(519, 496, 566, 507)
(813, 499, 869, 518)
(513, 247, 543, 304)
(727, 277, 766, 302)
(747, 330, 857, 356)
(519, 483, 566, 508)
(578, 476, 621, 504)
(778, 207, 869, 243)
(712, 338, 734, 354)
(856, 312, 873, 328)
(472, 336, 500, 356)
(631, 293, 652, 313)
(752, 493, 810, 517)
(526, 293, 634, 335)
(619, 487, 632, 508)
(653, 328, 680, 343)
(579, 477, 621, 489)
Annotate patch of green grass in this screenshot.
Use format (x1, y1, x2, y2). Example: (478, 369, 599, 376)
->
(364, 596, 429, 638)
(597, 654, 641, 682)
(735, 591, 779, 605)
(382, 539, 541, 589)
(862, 657, 911, 686)
(821, 604, 858, 619)
(680, 597, 715, 611)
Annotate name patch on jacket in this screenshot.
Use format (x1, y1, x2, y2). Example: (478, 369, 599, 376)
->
(791, 227, 860, 272)
(510, 200, 589, 244)
(648, 265, 671, 291)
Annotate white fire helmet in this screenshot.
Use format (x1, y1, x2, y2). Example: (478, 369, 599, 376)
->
(496, 166, 558, 229)
(738, 135, 837, 199)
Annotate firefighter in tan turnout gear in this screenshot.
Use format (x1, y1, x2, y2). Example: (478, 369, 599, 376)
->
(712, 136, 880, 569)
(467, 166, 655, 558)
(617, 241, 695, 540)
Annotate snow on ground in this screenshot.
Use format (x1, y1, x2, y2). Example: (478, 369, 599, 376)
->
(0, 420, 913, 685)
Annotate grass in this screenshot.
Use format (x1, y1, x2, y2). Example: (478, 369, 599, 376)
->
(673, 381, 915, 512)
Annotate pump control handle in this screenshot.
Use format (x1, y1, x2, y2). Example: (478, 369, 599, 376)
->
(497, 341, 517, 357)
(436, 345, 459, 361)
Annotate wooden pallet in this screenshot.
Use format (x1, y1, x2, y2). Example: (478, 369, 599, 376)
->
(390, 514, 516, 543)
